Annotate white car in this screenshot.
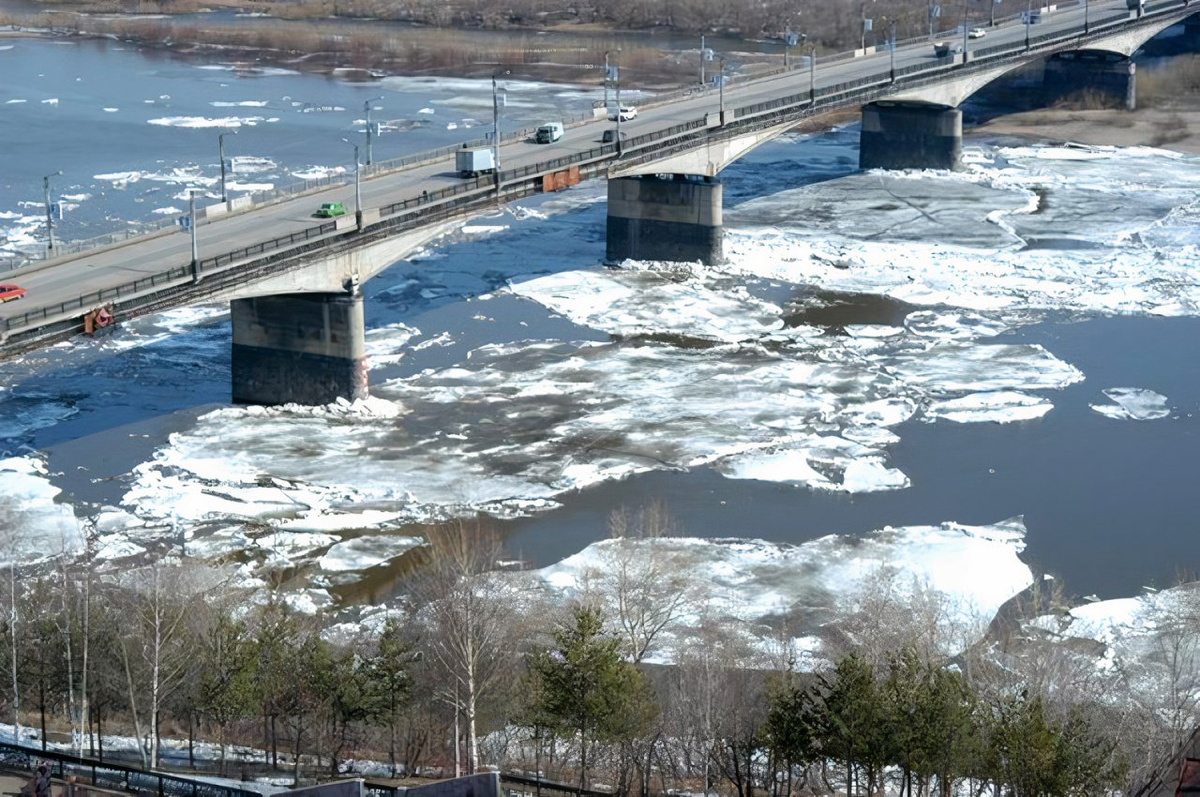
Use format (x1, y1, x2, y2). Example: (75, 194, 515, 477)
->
(968, 26, 988, 38)
(608, 105, 638, 122)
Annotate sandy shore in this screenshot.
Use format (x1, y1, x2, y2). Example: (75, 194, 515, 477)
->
(971, 105, 1200, 154)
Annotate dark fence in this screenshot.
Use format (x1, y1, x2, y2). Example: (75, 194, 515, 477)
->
(0, 740, 260, 797)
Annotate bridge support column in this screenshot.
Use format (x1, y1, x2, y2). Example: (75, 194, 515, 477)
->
(1042, 51, 1136, 111)
(859, 101, 962, 171)
(231, 291, 367, 406)
(606, 175, 723, 265)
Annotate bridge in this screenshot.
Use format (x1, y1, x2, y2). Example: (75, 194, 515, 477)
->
(0, 0, 1194, 404)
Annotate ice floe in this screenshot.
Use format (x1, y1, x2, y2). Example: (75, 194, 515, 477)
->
(926, 391, 1054, 423)
(148, 115, 269, 128)
(1089, 387, 1171, 420)
(317, 534, 424, 572)
(527, 517, 1033, 664)
(0, 456, 84, 563)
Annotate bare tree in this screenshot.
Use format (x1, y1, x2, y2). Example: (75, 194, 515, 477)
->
(581, 502, 700, 664)
(116, 563, 224, 767)
(410, 520, 526, 775)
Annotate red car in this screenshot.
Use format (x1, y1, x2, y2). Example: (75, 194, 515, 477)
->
(0, 284, 26, 303)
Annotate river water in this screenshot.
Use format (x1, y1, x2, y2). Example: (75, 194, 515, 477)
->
(1, 35, 1199, 640)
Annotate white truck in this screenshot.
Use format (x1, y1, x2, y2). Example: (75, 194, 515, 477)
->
(456, 147, 495, 177)
(536, 122, 564, 143)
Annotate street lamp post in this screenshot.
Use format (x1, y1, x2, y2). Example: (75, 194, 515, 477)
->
(991, 0, 998, 27)
(492, 71, 508, 196)
(1025, 0, 1032, 49)
(188, 188, 199, 281)
(963, 5, 970, 58)
(604, 50, 611, 110)
(860, 2, 868, 50)
(218, 130, 237, 204)
(1084, 0, 1090, 32)
(809, 44, 817, 101)
(341, 137, 363, 231)
(889, 20, 898, 80)
(699, 36, 706, 85)
(42, 170, 62, 254)
(364, 96, 384, 166)
(614, 58, 623, 151)
(718, 60, 725, 117)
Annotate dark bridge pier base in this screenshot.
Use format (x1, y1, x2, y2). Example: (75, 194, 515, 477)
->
(1042, 52, 1136, 111)
(859, 101, 962, 171)
(606, 175, 723, 265)
(231, 292, 367, 406)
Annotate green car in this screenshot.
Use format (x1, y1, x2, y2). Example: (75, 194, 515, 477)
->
(315, 201, 346, 218)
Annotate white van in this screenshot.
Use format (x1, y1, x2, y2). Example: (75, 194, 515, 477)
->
(536, 122, 564, 143)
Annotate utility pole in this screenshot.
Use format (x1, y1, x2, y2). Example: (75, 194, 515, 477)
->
(188, 189, 199, 282)
(809, 44, 817, 101)
(699, 35, 706, 85)
(990, 0, 998, 27)
(1025, 0, 1032, 49)
(889, 20, 897, 80)
(718, 60, 725, 116)
(963, 2, 970, 58)
(42, 170, 61, 254)
(341, 138, 362, 231)
(604, 51, 611, 110)
(218, 130, 236, 203)
(492, 71, 508, 195)
(364, 96, 383, 166)
(861, 2, 868, 50)
(1084, 0, 1089, 32)
(614, 59, 622, 152)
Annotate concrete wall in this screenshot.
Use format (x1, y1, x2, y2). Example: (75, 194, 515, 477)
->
(1042, 50, 1136, 110)
(231, 292, 367, 406)
(402, 773, 500, 797)
(276, 781, 364, 797)
(606, 175, 723, 265)
(859, 101, 962, 171)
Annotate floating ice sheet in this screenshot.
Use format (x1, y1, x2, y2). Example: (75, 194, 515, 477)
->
(0, 456, 84, 563)
(528, 517, 1032, 664)
(926, 391, 1054, 423)
(1089, 386, 1170, 420)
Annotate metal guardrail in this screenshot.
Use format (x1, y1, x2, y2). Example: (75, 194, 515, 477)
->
(0, 740, 260, 797)
(1, 0, 1192, 346)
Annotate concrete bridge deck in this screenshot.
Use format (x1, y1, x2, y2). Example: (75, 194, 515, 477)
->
(0, 0, 1193, 366)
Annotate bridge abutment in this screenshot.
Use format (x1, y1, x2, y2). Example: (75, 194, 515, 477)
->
(606, 175, 723, 265)
(859, 101, 962, 171)
(1042, 51, 1136, 110)
(230, 291, 368, 406)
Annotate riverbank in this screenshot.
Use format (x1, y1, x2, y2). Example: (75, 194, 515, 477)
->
(973, 106, 1200, 153)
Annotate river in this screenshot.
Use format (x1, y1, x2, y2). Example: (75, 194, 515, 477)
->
(1, 34, 1198, 642)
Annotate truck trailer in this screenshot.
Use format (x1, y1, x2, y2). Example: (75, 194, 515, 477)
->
(456, 147, 495, 178)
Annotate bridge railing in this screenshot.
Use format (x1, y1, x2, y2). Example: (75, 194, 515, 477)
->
(5, 0, 1195, 342)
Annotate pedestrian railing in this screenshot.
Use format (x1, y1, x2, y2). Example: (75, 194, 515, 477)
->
(0, 740, 260, 797)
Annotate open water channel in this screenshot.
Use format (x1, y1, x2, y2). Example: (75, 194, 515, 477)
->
(1, 33, 1198, 646)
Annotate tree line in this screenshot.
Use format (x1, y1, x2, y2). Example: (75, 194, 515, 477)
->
(0, 508, 1194, 796)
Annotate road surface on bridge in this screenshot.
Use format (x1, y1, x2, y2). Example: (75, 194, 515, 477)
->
(0, 0, 1158, 331)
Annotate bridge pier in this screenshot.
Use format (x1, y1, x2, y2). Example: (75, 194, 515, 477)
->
(606, 175, 723, 265)
(1042, 51, 1136, 110)
(230, 291, 368, 406)
(859, 101, 962, 171)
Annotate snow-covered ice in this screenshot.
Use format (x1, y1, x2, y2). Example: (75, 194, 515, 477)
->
(1090, 387, 1171, 420)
